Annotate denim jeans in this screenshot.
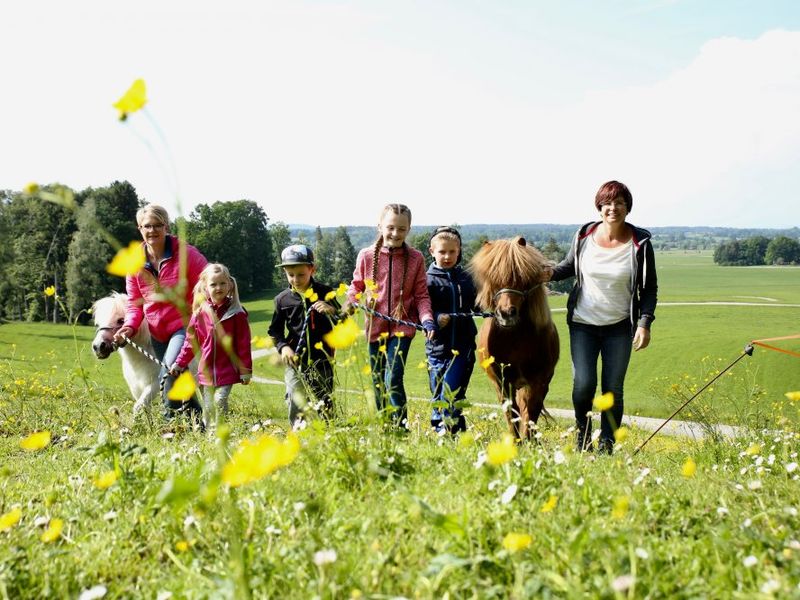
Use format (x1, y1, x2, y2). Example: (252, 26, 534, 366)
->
(369, 336, 412, 425)
(152, 328, 202, 419)
(427, 350, 475, 431)
(201, 384, 232, 430)
(569, 319, 632, 447)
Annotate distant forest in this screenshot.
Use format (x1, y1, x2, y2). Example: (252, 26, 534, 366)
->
(291, 223, 800, 254)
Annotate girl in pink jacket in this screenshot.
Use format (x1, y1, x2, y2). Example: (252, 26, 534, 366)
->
(347, 203, 435, 428)
(170, 263, 252, 430)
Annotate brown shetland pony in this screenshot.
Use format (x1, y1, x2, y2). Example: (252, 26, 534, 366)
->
(469, 236, 560, 441)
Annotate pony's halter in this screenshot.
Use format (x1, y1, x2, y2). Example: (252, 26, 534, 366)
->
(492, 283, 541, 303)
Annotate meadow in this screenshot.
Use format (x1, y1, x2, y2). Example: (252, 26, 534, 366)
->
(0, 251, 798, 598)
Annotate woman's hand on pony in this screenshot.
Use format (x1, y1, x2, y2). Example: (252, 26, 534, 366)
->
(167, 363, 185, 377)
(113, 326, 135, 346)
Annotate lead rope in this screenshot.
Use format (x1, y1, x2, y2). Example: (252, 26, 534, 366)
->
(354, 303, 492, 331)
(118, 333, 173, 406)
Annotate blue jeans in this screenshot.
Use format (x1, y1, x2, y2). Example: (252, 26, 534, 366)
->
(369, 336, 412, 425)
(152, 328, 202, 420)
(428, 350, 475, 431)
(569, 320, 632, 446)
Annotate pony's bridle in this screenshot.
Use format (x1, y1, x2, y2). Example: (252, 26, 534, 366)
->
(95, 318, 124, 348)
(492, 283, 541, 304)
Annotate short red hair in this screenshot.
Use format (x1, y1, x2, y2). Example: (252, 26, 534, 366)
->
(594, 181, 633, 212)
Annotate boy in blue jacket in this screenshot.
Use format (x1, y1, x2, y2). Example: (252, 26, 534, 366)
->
(425, 226, 478, 434)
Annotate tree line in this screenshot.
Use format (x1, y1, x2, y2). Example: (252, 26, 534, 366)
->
(712, 236, 800, 266)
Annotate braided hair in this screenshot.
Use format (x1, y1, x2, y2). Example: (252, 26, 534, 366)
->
(373, 204, 412, 319)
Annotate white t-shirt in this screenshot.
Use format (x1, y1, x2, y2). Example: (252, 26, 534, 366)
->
(573, 234, 633, 326)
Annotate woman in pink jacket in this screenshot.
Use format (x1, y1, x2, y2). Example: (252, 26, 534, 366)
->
(347, 203, 436, 428)
(114, 204, 208, 420)
(170, 263, 252, 430)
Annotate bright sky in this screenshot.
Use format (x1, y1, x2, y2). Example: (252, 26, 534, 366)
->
(3, 1, 800, 229)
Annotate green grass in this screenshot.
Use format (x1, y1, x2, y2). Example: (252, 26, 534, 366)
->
(0, 254, 799, 597)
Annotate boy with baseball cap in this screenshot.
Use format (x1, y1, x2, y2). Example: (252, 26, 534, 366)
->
(268, 244, 340, 429)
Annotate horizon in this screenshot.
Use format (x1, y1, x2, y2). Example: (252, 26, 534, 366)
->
(2, 2, 800, 229)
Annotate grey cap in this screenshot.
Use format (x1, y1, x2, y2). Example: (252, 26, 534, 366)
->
(278, 244, 314, 267)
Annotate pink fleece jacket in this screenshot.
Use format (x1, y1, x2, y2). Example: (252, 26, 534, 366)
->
(347, 243, 434, 343)
(174, 299, 253, 387)
(123, 236, 208, 343)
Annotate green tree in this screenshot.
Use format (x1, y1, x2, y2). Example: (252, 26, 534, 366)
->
(65, 182, 140, 321)
(741, 236, 769, 265)
(765, 236, 800, 265)
(313, 226, 335, 284)
(270, 221, 292, 264)
(329, 226, 357, 287)
(184, 200, 274, 293)
(1, 187, 76, 321)
(540, 236, 572, 294)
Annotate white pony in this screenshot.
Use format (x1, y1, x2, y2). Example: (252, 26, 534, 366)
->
(91, 292, 160, 417)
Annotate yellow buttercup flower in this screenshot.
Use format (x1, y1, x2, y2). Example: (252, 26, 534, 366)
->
(175, 540, 189, 552)
(593, 392, 614, 412)
(745, 444, 761, 456)
(540, 495, 558, 513)
(378, 344, 387, 354)
(94, 470, 118, 490)
(303, 288, 319, 303)
(361, 364, 371, 375)
(682, 457, 697, 478)
(0, 508, 22, 532)
(41, 518, 63, 543)
(451, 349, 460, 357)
(324, 318, 361, 350)
(325, 291, 336, 301)
(417, 361, 427, 369)
(502, 532, 532, 553)
(614, 426, 629, 442)
(222, 433, 300, 488)
(314, 342, 323, 350)
(486, 433, 517, 466)
(612, 496, 629, 519)
(168, 371, 197, 402)
(106, 241, 146, 277)
(20, 431, 51, 451)
(113, 78, 147, 121)
(44, 286, 56, 297)
(365, 279, 378, 292)
(785, 391, 800, 401)
(480, 355, 495, 369)
(23, 182, 40, 195)
(251, 335, 273, 349)
(336, 283, 349, 296)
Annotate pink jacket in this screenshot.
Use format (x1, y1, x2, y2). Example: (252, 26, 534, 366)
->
(174, 299, 253, 387)
(347, 243, 434, 343)
(124, 236, 208, 343)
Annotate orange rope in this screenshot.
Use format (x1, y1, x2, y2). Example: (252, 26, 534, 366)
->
(750, 341, 800, 358)
(751, 334, 800, 343)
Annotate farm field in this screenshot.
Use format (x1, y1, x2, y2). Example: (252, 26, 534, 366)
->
(0, 251, 798, 597)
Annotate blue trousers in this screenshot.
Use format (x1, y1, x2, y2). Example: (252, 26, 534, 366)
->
(427, 350, 475, 431)
(152, 328, 202, 420)
(368, 336, 412, 425)
(569, 319, 632, 446)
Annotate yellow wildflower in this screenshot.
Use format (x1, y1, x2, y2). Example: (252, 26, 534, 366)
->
(222, 433, 300, 488)
(168, 371, 197, 402)
(106, 241, 146, 277)
(251, 335, 273, 349)
(451, 349, 460, 357)
(365, 279, 378, 292)
(486, 433, 517, 466)
(614, 426, 629, 442)
(94, 470, 119, 490)
(314, 342, 323, 350)
(113, 78, 147, 121)
(20, 431, 51, 451)
(303, 288, 319, 303)
(502, 532, 532, 553)
(540, 495, 558, 513)
(394, 331, 405, 338)
(23, 182, 40, 195)
(612, 496, 629, 519)
(44, 286, 56, 297)
(0, 508, 22, 533)
(378, 344, 387, 354)
(593, 392, 614, 411)
(175, 540, 189, 552)
(682, 457, 697, 478)
(745, 444, 761, 456)
(785, 391, 800, 401)
(324, 291, 336, 301)
(481, 355, 496, 369)
(324, 318, 361, 350)
(417, 361, 427, 369)
(336, 283, 349, 296)
(361, 364, 371, 375)
(41, 518, 63, 543)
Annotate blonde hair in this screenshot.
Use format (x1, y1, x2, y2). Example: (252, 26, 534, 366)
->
(372, 204, 412, 319)
(192, 263, 241, 313)
(136, 204, 170, 229)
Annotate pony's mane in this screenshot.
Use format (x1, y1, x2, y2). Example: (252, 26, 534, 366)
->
(468, 237, 551, 326)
